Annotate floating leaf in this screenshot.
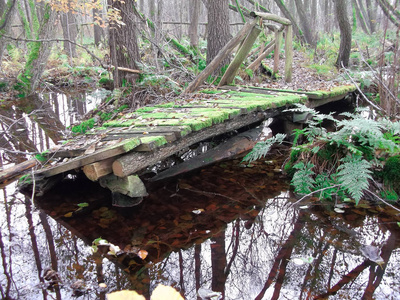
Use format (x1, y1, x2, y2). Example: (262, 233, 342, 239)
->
(192, 209, 205, 215)
(151, 285, 184, 300)
(77, 202, 89, 208)
(106, 290, 145, 300)
(137, 250, 148, 260)
(64, 212, 73, 218)
(334, 207, 345, 214)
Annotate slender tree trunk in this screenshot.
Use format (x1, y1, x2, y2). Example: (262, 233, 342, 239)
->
(60, 11, 77, 57)
(365, 0, 377, 33)
(295, 0, 316, 46)
(334, 0, 352, 68)
(0, 0, 16, 69)
(189, 0, 201, 48)
(376, 0, 400, 27)
(273, 0, 307, 45)
(206, 0, 231, 67)
(352, 0, 370, 33)
(108, 0, 141, 88)
(211, 230, 227, 298)
(93, 7, 103, 46)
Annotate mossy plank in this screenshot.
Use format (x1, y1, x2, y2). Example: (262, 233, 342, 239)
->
(135, 136, 168, 152)
(102, 131, 176, 143)
(36, 137, 141, 178)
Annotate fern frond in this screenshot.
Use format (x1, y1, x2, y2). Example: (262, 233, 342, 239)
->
(291, 162, 316, 194)
(337, 155, 372, 204)
(242, 133, 286, 163)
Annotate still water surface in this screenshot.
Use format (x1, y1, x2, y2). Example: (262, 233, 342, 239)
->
(0, 91, 400, 299)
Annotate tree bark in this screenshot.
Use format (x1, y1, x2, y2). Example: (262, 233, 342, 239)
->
(206, 0, 231, 68)
(334, 0, 352, 68)
(294, 0, 316, 46)
(273, 0, 307, 45)
(60, 11, 77, 57)
(376, 0, 400, 27)
(93, 7, 104, 46)
(365, 0, 376, 33)
(189, 0, 201, 47)
(352, 0, 370, 34)
(0, 0, 16, 69)
(108, 0, 141, 88)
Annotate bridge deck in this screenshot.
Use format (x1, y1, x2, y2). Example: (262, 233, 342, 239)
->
(34, 85, 356, 181)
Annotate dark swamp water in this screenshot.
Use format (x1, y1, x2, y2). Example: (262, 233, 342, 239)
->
(1, 91, 400, 299)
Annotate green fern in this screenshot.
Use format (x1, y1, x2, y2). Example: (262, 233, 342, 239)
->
(337, 155, 372, 204)
(242, 133, 286, 163)
(291, 162, 316, 194)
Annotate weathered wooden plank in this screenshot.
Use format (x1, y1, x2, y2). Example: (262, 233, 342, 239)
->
(36, 137, 141, 178)
(112, 111, 277, 177)
(135, 136, 168, 152)
(0, 159, 38, 186)
(102, 131, 177, 143)
(96, 125, 192, 139)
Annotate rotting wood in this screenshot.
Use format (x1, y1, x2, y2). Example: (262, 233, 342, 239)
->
(112, 111, 278, 177)
(151, 125, 270, 181)
(99, 174, 148, 198)
(0, 159, 38, 186)
(36, 137, 141, 178)
(273, 29, 283, 76)
(249, 11, 291, 25)
(219, 22, 262, 86)
(183, 19, 258, 94)
(102, 132, 177, 143)
(284, 25, 293, 83)
(82, 157, 116, 181)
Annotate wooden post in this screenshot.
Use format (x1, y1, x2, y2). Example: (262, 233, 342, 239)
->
(183, 18, 257, 94)
(273, 29, 283, 77)
(284, 25, 293, 83)
(218, 21, 262, 86)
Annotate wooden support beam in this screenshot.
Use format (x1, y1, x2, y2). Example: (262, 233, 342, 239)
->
(36, 137, 141, 178)
(0, 159, 38, 186)
(112, 112, 274, 178)
(183, 19, 257, 94)
(284, 25, 293, 83)
(273, 30, 283, 77)
(250, 11, 291, 25)
(151, 125, 269, 181)
(82, 157, 116, 181)
(218, 22, 262, 86)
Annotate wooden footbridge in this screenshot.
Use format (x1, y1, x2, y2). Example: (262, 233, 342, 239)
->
(12, 84, 355, 204)
(0, 12, 358, 203)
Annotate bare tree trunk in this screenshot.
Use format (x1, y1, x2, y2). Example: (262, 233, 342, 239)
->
(334, 0, 352, 68)
(206, 0, 231, 68)
(93, 7, 104, 46)
(352, 0, 370, 33)
(108, 0, 141, 88)
(365, 0, 377, 32)
(211, 230, 227, 297)
(189, 0, 201, 48)
(273, 0, 307, 45)
(295, 0, 316, 46)
(0, 0, 16, 71)
(60, 11, 78, 57)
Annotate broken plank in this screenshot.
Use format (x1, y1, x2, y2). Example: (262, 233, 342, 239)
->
(151, 125, 268, 181)
(36, 137, 141, 178)
(82, 157, 116, 181)
(112, 111, 275, 177)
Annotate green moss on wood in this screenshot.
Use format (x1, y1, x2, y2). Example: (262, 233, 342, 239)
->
(140, 136, 168, 147)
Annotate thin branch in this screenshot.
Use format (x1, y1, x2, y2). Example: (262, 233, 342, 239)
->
(2, 34, 107, 69)
(290, 184, 342, 207)
(365, 190, 400, 213)
(341, 63, 384, 112)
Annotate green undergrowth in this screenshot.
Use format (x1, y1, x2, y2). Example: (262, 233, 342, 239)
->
(244, 103, 400, 206)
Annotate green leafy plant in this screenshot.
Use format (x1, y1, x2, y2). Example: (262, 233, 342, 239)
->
(244, 103, 400, 205)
